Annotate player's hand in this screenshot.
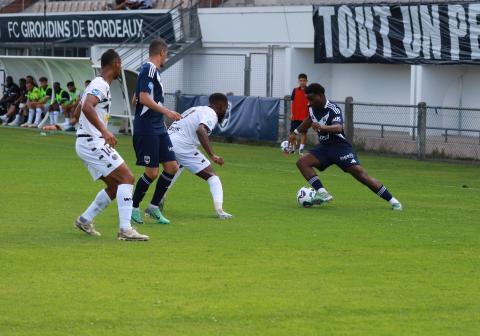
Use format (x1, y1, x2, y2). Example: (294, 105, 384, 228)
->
(166, 110, 182, 121)
(288, 133, 297, 147)
(102, 129, 117, 148)
(312, 122, 322, 132)
(211, 155, 224, 166)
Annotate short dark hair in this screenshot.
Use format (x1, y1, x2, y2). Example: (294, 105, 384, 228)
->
(305, 83, 325, 96)
(39, 77, 48, 82)
(149, 38, 168, 56)
(101, 49, 120, 68)
(298, 73, 307, 80)
(85, 80, 91, 84)
(53, 81, 60, 87)
(209, 93, 228, 105)
(67, 81, 75, 87)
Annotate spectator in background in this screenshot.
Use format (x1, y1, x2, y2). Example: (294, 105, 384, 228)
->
(21, 81, 42, 127)
(112, 0, 153, 10)
(62, 81, 81, 121)
(290, 73, 309, 155)
(33, 77, 53, 128)
(1, 78, 26, 126)
(48, 82, 70, 125)
(0, 76, 20, 124)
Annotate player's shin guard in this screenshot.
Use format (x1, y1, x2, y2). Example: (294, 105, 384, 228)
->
(117, 184, 134, 230)
(151, 171, 174, 206)
(132, 173, 153, 208)
(80, 189, 112, 223)
(207, 175, 223, 211)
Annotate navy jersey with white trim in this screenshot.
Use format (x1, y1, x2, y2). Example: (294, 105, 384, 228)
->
(309, 100, 350, 145)
(134, 62, 166, 135)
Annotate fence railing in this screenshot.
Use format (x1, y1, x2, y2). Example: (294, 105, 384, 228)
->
(163, 92, 480, 161)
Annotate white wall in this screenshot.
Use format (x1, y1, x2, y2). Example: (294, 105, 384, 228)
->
(198, 6, 313, 48)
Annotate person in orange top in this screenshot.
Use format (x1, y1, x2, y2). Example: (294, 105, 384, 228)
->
(290, 73, 309, 155)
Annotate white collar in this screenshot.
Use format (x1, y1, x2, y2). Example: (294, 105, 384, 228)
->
(324, 99, 330, 109)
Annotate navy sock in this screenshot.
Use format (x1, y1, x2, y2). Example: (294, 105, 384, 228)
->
(376, 185, 393, 202)
(151, 171, 175, 206)
(132, 173, 153, 208)
(308, 175, 324, 191)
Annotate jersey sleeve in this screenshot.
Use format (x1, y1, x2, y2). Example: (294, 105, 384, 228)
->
(137, 68, 154, 94)
(199, 110, 218, 132)
(85, 80, 107, 103)
(328, 105, 343, 125)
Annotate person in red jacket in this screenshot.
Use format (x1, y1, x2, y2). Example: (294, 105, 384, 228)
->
(290, 73, 309, 155)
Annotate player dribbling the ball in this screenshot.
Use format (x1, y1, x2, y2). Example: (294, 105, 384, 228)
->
(289, 83, 402, 210)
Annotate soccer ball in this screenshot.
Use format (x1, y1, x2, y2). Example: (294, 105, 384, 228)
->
(280, 140, 294, 154)
(297, 187, 315, 208)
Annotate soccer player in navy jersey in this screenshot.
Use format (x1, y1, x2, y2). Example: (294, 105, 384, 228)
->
(289, 83, 402, 210)
(131, 38, 182, 225)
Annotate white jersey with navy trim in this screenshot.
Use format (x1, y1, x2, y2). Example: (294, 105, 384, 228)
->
(168, 106, 218, 147)
(77, 76, 111, 138)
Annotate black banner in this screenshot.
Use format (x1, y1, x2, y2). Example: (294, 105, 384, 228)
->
(313, 2, 480, 64)
(0, 12, 173, 44)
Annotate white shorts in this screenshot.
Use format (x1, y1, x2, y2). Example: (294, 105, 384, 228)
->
(76, 137, 124, 180)
(172, 143, 211, 174)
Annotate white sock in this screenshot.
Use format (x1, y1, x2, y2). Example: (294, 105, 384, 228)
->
(52, 111, 59, 124)
(81, 189, 112, 223)
(389, 197, 399, 205)
(27, 109, 34, 124)
(12, 114, 20, 123)
(299, 144, 305, 151)
(49, 113, 55, 125)
(207, 175, 223, 211)
(64, 117, 70, 124)
(117, 184, 134, 230)
(34, 107, 43, 124)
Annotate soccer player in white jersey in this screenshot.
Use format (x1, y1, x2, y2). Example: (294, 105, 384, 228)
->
(166, 93, 233, 219)
(74, 49, 149, 241)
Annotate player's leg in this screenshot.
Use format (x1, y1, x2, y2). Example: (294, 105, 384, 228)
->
(22, 102, 35, 127)
(196, 165, 233, 219)
(299, 132, 307, 155)
(131, 135, 162, 224)
(145, 134, 178, 224)
(345, 164, 402, 210)
(145, 160, 177, 224)
(296, 149, 333, 204)
(31, 103, 44, 127)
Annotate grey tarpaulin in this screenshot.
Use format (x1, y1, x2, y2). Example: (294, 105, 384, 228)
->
(179, 95, 280, 141)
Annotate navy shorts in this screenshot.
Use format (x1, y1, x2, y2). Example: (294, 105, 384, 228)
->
(309, 142, 360, 172)
(133, 133, 176, 167)
(290, 120, 303, 133)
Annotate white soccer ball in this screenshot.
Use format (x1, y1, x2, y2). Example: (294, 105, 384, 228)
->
(297, 186, 315, 208)
(280, 140, 293, 154)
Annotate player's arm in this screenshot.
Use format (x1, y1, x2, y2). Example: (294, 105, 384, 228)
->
(197, 124, 223, 166)
(138, 92, 181, 121)
(82, 94, 117, 147)
(71, 101, 82, 124)
(288, 116, 312, 145)
(312, 111, 343, 134)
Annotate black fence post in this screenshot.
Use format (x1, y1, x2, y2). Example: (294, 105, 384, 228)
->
(344, 96, 354, 143)
(174, 90, 182, 112)
(283, 95, 291, 141)
(417, 102, 427, 160)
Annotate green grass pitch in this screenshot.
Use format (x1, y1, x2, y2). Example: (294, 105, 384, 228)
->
(0, 127, 479, 335)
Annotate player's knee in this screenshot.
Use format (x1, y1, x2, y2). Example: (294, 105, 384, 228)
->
(164, 163, 178, 176)
(296, 157, 308, 170)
